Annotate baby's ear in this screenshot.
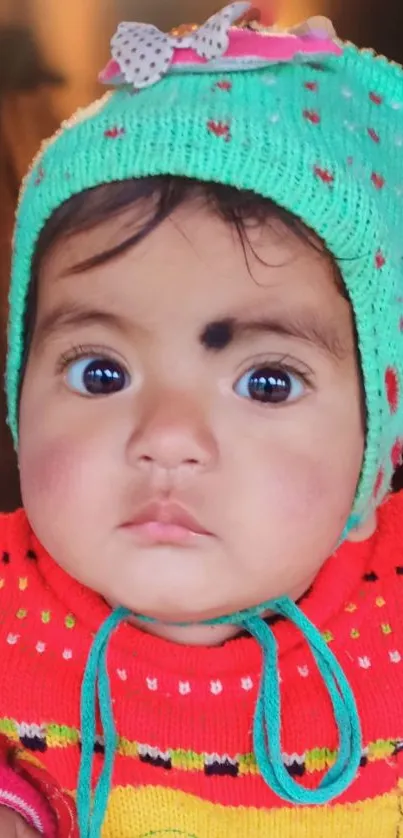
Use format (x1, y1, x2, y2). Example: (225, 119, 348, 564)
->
(346, 512, 377, 543)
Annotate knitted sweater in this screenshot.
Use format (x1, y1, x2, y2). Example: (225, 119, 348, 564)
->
(0, 496, 402, 837)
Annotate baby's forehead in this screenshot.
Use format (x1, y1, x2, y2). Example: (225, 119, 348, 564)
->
(39, 193, 334, 289)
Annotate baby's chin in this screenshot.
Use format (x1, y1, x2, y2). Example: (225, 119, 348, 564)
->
(104, 594, 253, 646)
(103, 569, 316, 646)
(129, 617, 249, 647)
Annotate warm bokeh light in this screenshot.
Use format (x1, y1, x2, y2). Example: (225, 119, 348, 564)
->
(276, 0, 329, 25)
(0, 0, 331, 119)
(25, 0, 103, 117)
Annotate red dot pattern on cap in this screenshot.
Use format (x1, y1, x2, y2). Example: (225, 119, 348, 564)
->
(385, 367, 399, 413)
(207, 120, 231, 141)
(370, 92, 383, 105)
(373, 468, 384, 497)
(303, 110, 320, 124)
(375, 249, 386, 269)
(391, 440, 403, 468)
(368, 128, 380, 143)
(314, 165, 334, 184)
(215, 80, 232, 91)
(372, 172, 385, 190)
(104, 127, 126, 139)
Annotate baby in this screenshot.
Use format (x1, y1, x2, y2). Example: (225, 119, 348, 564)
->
(0, 2, 402, 836)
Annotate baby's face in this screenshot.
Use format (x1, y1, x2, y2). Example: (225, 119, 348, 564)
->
(19, 200, 369, 644)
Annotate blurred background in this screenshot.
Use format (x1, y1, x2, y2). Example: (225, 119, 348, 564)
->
(0, 0, 402, 509)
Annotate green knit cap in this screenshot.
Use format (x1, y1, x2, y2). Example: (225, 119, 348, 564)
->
(7, 6, 403, 529)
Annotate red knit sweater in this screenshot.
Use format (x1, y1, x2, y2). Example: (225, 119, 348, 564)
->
(0, 495, 402, 836)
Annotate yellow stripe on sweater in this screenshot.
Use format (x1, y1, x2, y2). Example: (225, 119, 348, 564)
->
(101, 782, 403, 838)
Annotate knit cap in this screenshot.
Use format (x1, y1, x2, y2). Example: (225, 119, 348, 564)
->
(5, 3, 403, 827)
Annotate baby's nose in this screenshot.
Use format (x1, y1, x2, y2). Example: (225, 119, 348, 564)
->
(126, 390, 218, 474)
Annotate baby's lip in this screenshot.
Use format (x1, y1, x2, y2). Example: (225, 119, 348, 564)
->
(122, 501, 212, 536)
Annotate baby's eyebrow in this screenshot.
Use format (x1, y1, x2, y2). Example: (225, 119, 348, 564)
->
(33, 303, 349, 362)
(33, 303, 131, 347)
(200, 314, 349, 360)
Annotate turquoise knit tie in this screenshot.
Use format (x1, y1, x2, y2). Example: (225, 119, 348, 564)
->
(77, 599, 362, 837)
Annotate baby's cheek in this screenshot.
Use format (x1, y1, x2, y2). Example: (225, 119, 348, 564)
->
(245, 446, 351, 559)
(289, 463, 334, 514)
(265, 448, 355, 548)
(20, 436, 88, 504)
(263, 449, 332, 513)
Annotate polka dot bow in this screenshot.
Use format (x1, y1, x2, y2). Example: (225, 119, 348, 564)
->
(105, 2, 250, 90)
(99, 2, 342, 91)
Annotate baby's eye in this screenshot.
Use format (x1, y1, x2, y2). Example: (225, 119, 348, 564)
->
(65, 357, 130, 396)
(234, 365, 306, 404)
